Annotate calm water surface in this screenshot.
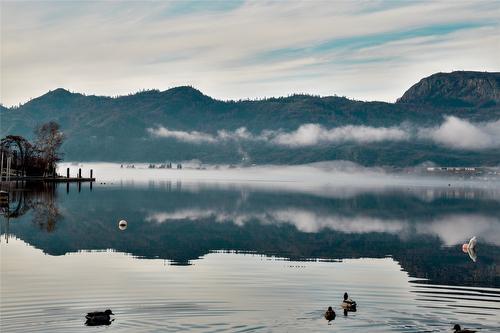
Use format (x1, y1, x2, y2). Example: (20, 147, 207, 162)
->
(1, 164, 499, 332)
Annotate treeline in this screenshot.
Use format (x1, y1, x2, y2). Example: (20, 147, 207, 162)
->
(1, 121, 64, 177)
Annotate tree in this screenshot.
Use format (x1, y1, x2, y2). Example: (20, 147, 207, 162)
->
(34, 121, 65, 176)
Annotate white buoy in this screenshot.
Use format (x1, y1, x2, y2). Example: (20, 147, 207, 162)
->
(118, 219, 128, 230)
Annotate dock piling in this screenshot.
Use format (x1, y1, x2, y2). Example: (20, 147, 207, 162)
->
(67, 168, 70, 178)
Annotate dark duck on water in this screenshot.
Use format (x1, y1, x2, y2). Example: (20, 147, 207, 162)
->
(85, 309, 115, 326)
(324, 306, 335, 322)
(453, 324, 476, 333)
(341, 292, 357, 311)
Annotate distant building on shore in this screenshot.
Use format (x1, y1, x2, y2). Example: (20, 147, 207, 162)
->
(426, 167, 480, 174)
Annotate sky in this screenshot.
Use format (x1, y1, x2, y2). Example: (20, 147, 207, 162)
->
(1, 0, 499, 107)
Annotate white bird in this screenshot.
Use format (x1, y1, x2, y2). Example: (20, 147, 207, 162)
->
(461, 236, 477, 262)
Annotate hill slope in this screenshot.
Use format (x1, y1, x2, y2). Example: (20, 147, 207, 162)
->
(397, 71, 500, 107)
(1, 72, 500, 166)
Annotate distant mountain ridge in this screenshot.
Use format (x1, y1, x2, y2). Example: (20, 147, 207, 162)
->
(397, 71, 500, 107)
(1, 71, 500, 166)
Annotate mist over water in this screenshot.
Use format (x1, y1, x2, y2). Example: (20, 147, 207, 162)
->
(2, 162, 500, 332)
(59, 161, 500, 189)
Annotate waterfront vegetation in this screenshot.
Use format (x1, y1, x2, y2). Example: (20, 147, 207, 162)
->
(1, 122, 64, 178)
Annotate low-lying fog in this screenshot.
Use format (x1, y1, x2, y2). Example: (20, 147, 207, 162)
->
(58, 161, 500, 190)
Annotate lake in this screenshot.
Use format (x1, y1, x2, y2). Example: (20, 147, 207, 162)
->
(1, 163, 499, 332)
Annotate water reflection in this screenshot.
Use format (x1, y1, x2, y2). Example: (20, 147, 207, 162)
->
(1, 183, 61, 242)
(1, 181, 499, 287)
(85, 318, 114, 327)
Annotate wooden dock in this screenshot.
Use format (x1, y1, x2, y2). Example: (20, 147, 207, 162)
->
(4, 176, 95, 183)
(1, 168, 95, 183)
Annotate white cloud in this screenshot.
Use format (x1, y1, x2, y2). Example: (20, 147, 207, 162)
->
(217, 127, 253, 140)
(148, 123, 410, 145)
(419, 116, 500, 149)
(147, 126, 253, 143)
(147, 127, 217, 143)
(271, 123, 409, 146)
(148, 118, 500, 149)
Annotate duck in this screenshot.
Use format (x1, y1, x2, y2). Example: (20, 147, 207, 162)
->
(85, 309, 114, 326)
(341, 292, 357, 310)
(453, 324, 476, 333)
(324, 306, 336, 322)
(86, 309, 114, 320)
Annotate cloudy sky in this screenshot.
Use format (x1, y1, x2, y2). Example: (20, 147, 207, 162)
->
(1, 0, 499, 106)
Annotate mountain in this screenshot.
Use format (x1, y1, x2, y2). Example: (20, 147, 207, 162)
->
(1, 71, 500, 166)
(397, 71, 500, 107)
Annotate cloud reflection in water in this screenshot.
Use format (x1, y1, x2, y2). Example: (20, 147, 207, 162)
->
(146, 208, 500, 246)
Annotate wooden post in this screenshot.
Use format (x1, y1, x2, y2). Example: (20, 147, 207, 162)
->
(78, 168, 81, 178)
(0, 191, 9, 207)
(90, 169, 93, 179)
(6, 157, 11, 183)
(67, 168, 70, 178)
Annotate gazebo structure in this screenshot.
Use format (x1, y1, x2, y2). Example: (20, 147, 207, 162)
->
(1, 135, 31, 180)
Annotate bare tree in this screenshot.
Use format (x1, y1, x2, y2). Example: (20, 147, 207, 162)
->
(34, 121, 65, 176)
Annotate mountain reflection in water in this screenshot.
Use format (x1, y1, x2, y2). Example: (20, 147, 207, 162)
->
(2, 180, 499, 288)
